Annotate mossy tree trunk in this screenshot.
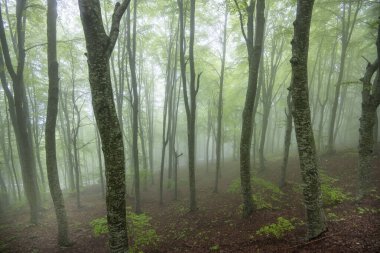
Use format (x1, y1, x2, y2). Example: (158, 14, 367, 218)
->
(234, 0, 265, 217)
(358, 21, 379, 197)
(290, 0, 326, 240)
(78, 0, 131, 252)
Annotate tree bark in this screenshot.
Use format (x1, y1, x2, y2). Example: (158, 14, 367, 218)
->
(78, 0, 131, 251)
(279, 90, 292, 188)
(45, 0, 70, 245)
(358, 21, 379, 196)
(235, 0, 265, 217)
(290, 0, 326, 239)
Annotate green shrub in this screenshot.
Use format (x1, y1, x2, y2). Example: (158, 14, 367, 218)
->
(252, 177, 283, 195)
(90, 209, 159, 252)
(320, 171, 350, 205)
(228, 177, 283, 210)
(227, 178, 240, 193)
(252, 194, 272, 210)
(256, 217, 295, 238)
(90, 217, 108, 236)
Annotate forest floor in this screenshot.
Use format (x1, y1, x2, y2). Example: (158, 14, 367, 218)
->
(0, 150, 379, 252)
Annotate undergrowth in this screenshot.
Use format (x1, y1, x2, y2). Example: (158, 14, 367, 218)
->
(228, 176, 283, 210)
(256, 217, 295, 238)
(292, 171, 351, 206)
(90, 207, 159, 252)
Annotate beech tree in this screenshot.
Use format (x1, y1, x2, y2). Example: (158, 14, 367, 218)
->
(78, 0, 131, 251)
(45, 0, 69, 245)
(358, 21, 379, 197)
(234, 0, 266, 217)
(290, 0, 326, 239)
(0, 0, 41, 224)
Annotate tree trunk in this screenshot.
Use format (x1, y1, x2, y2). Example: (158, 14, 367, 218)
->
(290, 0, 326, 239)
(78, 0, 131, 251)
(0, 0, 41, 224)
(126, 0, 141, 213)
(279, 90, 292, 188)
(235, 0, 265, 217)
(358, 23, 379, 196)
(177, 0, 200, 211)
(45, 0, 70, 245)
(214, 4, 228, 193)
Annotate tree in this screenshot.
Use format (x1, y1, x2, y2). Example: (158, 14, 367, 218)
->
(0, 0, 41, 224)
(279, 89, 292, 188)
(45, 0, 70, 245)
(77, 0, 131, 251)
(327, 0, 362, 153)
(214, 3, 228, 193)
(290, 0, 326, 239)
(358, 20, 379, 197)
(126, 0, 142, 214)
(177, 0, 201, 211)
(234, 0, 266, 217)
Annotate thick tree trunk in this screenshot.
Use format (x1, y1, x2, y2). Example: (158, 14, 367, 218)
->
(78, 0, 131, 251)
(45, 0, 70, 245)
(358, 25, 379, 196)
(290, 0, 326, 239)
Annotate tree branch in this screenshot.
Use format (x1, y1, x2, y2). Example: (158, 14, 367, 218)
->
(195, 71, 202, 95)
(107, 0, 131, 58)
(0, 5, 16, 80)
(233, 0, 248, 43)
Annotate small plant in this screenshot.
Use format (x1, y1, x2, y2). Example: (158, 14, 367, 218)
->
(90, 209, 159, 252)
(320, 172, 351, 206)
(253, 177, 283, 195)
(253, 194, 272, 210)
(227, 178, 240, 193)
(210, 244, 220, 251)
(90, 217, 108, 236)
(228, 177, 283, 211)
(327, 212, 345, 221)
(356, 207, 380, 215)
(256, 217, 295, 238)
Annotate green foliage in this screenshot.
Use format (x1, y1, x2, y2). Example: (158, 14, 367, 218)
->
(228, 177, 283, 210)
(90, 217, 108, 236)
(327, 212, 345, 221)
(256, 217, 295, 238)
(252, 177, 283, 195)
(252, 194, 272, 210)
(320, 172, 351, 206)
(227, 178, 240, 193)
(210, 244, 220, 251)
(90, 209, 159, 252)
(127, 210, 159, 252)
(356, 207, 380, 215)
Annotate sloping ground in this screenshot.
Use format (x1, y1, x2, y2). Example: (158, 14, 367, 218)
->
(0, 150, 379, 252)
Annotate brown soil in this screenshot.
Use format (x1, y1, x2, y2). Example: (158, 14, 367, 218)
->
(0, 150, 379, 253)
